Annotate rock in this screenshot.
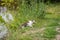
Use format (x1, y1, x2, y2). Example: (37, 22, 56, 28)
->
(2, 13, 14, 23)
(0, 6, 14, 23)
(0, 23, 8, 39)
(0, 7, 7, 13)
(0, 12, 14, 23)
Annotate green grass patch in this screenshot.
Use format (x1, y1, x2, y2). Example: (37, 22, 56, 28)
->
(43, 27, 57, 39)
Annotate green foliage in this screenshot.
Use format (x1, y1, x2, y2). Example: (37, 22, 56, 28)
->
(19, 1, 46, 19)
(0, 0, 60, 40)
(2, 0, 14, 2)
(0, 16, 5, 23)
(20, 36, 32, 40)
(43, 27, 57, 39)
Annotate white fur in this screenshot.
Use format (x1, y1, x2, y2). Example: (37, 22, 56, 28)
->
(27, 20, 35, 27)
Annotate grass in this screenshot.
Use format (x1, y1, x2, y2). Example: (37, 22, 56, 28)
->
(7, 6, 59, 40)
(43, 27, 57, 39)
(0, 1, 60, 40)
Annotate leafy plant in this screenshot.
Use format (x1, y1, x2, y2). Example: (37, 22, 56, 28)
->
(0, 16, 5, 23)
(43, 27, 57, 39)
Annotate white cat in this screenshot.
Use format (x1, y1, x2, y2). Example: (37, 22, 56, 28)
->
(20, 20, 35, 28)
